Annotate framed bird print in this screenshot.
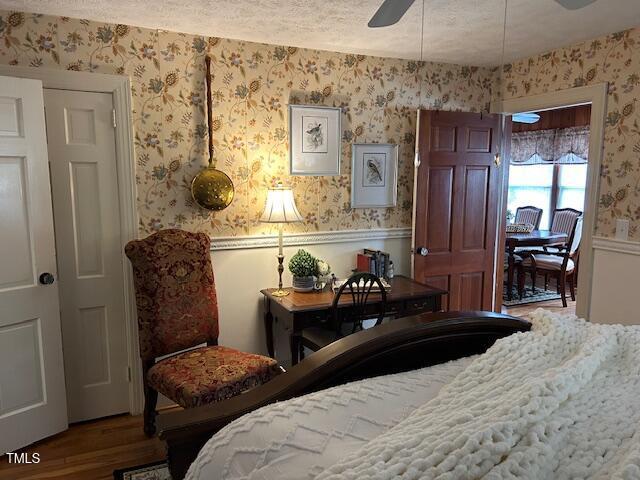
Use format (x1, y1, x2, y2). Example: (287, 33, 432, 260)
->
(289, 105, 342, 175)
(351, 143, 398, 208)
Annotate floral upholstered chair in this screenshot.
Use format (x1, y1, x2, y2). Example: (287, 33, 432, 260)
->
(125, 229, 280, 436)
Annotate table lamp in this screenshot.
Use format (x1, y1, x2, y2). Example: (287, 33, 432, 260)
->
(260, 184, 304, 296)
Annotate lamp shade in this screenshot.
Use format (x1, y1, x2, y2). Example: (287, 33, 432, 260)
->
(260, 187, 304, 223)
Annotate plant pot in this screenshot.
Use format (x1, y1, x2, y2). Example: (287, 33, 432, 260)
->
(292, 276, 315, 292)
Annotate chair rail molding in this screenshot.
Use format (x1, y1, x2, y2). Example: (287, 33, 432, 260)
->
(592, 236, 640, 256)
(209, 227, 412, 251)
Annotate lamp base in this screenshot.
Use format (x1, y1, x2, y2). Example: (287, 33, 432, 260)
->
(273, 253, 288, 297)
(271, 288, 290, 297)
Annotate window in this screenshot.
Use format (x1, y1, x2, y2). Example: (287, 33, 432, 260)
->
(507, 163, 587, 230)
(558, 164, 588, 211)
(507, 164, 554, 229)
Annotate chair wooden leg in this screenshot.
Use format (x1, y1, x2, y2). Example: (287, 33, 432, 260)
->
(517, 265, 525, 299)
(569, 274, 576, 301)
(559, 273, 568, 308)
(530, 268, 537, 294)
(299, 341, 305, 361)
(143, 380, 158, 437)
(506, 262, 515, 301)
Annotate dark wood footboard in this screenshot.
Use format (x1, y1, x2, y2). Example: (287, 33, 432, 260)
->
(158, 310, 530, 479)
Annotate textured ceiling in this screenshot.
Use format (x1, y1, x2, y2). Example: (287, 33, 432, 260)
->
(2, 0, 640, 66)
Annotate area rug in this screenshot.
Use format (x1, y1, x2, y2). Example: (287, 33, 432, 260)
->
(113, 461, 171, 480)
(502, 286, 561, 307)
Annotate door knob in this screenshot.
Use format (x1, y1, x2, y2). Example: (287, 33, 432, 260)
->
(39, 272, 55, 285)
(416, 247, 429, 256)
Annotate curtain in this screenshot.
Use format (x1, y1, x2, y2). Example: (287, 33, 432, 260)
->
(510, 126, 589, 165)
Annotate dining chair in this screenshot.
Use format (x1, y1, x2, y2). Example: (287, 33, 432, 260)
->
(550, 208, 583, 236)
(298, 273, 387, 361)
(504, 254, 525, 300)
(514, 205, 543, 229)
(522, 212, 582, 307)
(125, 229, 280, 436)
(504, 206, 543, 300)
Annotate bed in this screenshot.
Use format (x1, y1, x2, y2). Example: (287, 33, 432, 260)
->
(158, 310, 530, 479)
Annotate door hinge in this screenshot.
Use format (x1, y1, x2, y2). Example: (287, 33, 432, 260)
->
(112, 109, 117, 128)
(127, 366, 132, 382)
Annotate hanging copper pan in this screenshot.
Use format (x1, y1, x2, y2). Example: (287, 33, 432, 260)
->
(191, 56, 234, 211)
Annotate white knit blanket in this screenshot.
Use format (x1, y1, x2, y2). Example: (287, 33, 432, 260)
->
(317, 309, 640, 480)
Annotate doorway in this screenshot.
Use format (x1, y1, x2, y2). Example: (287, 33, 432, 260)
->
(502, 105, 590, 316)
(44, 88, 130, 423)
(0, 67, 138, 453)
(492, 84, 607, 318)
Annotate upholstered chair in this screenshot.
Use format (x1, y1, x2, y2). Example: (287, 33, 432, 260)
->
(522, 210, 582, 307)
(505, 206, 542, 299)
(514, 205, 543, 229)
(125, 229, 280, 436)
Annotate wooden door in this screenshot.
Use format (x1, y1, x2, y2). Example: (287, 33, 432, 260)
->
(413, 110, 503, 311)
(0, 76, 68, 453)
(44, 89, 130, 422)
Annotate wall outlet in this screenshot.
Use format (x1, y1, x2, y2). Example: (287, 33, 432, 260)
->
(615, 218, 630, 240)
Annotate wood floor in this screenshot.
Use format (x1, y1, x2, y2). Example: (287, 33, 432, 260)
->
(0, 413, 167, 480)
(503, 296, 577, 318)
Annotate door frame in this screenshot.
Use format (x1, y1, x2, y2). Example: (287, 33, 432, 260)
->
(491, 82, 608, 319)
(0, 65, 142, 415)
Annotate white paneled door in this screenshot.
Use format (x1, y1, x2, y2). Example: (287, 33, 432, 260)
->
(0, 76, 68, 454)
(44, 89, 129, 423)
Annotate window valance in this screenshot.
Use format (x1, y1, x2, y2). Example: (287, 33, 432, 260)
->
(510, 126, 589, 165)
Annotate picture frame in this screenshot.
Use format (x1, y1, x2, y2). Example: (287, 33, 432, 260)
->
(351, 143, 398, 208)
(289, 104, 342, 175)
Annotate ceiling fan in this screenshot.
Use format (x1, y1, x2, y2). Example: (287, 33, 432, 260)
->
(368, 0, 598, 28)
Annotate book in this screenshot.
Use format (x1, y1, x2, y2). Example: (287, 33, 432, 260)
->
(363, 248, 390, 278)
(356, 253, 371, 273)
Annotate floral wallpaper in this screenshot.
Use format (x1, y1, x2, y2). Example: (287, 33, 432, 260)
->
(500, 28, 640, 241)
(0, 10, 494, 237)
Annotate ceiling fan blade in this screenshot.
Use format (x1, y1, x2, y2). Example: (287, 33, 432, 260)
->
(368, 0, 417, 28)
(554, 0, 597, 10)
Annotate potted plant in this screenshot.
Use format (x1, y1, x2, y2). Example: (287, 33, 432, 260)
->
(289, 249, 318, 292)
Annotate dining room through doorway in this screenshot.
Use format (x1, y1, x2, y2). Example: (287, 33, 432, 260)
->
(503, 104, 590, 313)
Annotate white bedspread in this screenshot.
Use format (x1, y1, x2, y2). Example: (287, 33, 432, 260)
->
(186, 356, 473, 480)
(318, 309, 640, 480)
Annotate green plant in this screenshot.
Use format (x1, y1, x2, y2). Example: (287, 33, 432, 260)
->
(506, 209, 514, 223)
(288, 249, 317, 277)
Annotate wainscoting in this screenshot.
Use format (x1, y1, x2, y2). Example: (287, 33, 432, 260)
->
(590, 237, 640, 325)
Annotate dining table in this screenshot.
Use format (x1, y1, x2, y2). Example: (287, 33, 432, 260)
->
(505, 229, 568, 300)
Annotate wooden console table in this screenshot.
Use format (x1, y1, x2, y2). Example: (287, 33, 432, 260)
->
(261, 275, 447, 365)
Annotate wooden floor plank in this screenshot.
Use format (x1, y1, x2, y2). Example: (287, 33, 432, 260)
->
(0, 413, 166, 480)
(503, 297, 577, 318)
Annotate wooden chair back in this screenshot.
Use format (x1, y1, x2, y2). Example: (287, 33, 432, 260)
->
(514, 205, 543, 229)
(331, 273, 387, 336)
(553, 212, 582, 272)
(550, 208, 582, 237)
